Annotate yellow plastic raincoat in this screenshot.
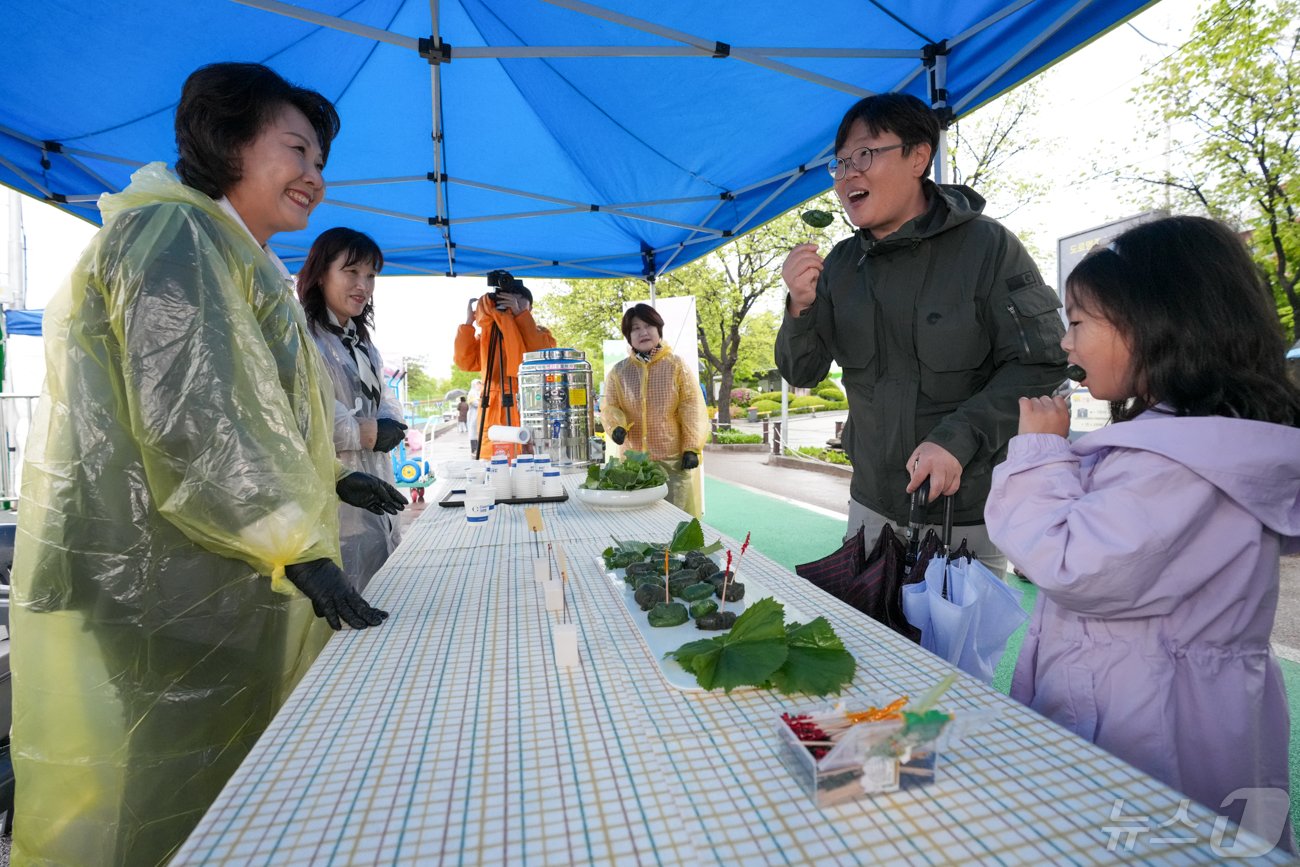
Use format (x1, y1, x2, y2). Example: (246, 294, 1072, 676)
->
(11, 163, 342, 866)
(601, 342, 708, 516)
(314, 325, 404, 591)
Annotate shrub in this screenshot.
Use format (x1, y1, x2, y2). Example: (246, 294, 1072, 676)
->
(755, 391, 783, 403)
(728, 405, 748, 419)
(789, 395, 827, 409)
(729, 387, 755, 406)
(713, 429, 762, 444)
(752, 399, 780, 414)
(706, 405, 718, 419)
(797, 446, 851, 465)
(816, 386, 845, 402)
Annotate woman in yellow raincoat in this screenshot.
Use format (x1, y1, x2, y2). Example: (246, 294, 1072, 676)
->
(602, 303, 709, 516)
(10, 63, 399, 866)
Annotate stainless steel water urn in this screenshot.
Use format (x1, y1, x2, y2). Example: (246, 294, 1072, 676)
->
(518, 347, 595, 469)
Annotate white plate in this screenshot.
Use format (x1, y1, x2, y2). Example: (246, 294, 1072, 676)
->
(604, 558, 805, 691)
(574, 484, 668, 509)
(436, 459, 480, 479)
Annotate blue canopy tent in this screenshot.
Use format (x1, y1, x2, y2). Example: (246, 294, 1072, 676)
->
(0, 0, 1155, 280)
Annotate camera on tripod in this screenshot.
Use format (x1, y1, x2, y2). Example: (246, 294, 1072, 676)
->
(487, 269, 526, 311)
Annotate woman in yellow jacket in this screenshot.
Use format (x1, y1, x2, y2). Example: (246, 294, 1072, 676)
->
(602, 303, 709, 516)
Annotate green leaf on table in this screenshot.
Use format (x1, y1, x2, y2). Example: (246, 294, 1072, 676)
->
(767, 617, 856, 696)
(666, 597, 789, 691)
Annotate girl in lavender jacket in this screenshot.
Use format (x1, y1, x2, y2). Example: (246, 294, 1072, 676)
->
(986, 216, 1300, 855)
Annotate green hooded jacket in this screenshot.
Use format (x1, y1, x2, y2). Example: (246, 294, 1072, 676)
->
(776, 182, 1066, 526)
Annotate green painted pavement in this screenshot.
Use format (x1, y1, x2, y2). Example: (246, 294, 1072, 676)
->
(703, 474, 1300, 835)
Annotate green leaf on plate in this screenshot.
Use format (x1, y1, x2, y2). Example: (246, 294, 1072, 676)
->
(666, 597, 789, 692)
(767, 617, 856, 696)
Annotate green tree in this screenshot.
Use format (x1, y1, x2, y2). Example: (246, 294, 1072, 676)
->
(1116, 0, 1300, 338)
(405, 358, 439, 403)
(660, 207, 817, 424)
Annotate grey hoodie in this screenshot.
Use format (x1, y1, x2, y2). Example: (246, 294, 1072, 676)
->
(777, 181, 1066, 525)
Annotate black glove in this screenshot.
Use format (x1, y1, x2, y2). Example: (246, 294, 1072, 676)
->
(374, 418, 408, 452)
(284, 558, 389, 630)
(681, 451, 699, 470)
(337, 472, 408, 515)
(611, 426, 627, 445)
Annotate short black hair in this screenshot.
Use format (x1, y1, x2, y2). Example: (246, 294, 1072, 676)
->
(621, 303, 664, 342)
(297, 227, 383, 343)
(834, 93, 939, 178)
(175, 62, 341, 199)
(1067, 215, 1300, 426)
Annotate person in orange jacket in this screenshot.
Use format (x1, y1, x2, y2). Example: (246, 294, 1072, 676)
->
(454, 270, 556, 458)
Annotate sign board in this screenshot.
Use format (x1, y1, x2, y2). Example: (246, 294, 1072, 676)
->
(1056, 210, 1164, 296)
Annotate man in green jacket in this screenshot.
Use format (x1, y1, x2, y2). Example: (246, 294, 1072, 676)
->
(776, 93, 1066, 574)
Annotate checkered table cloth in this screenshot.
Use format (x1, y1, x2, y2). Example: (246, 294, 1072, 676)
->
(173, 476, 1289, 865)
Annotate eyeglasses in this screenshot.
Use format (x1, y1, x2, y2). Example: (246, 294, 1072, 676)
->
(826, 143, 906, 179)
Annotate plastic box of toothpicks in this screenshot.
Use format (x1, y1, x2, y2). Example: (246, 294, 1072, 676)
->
(775, 704, 951, 808)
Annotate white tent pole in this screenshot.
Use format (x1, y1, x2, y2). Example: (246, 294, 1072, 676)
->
(948, 0, 1039, 49)
(955, 0, 1095, 113)
(428, 0, 454, 273)
(539, 0, 873, 97)
(450, 46, 920, 60)
(230, 0, 418, 49)
(780, 380, 789, 455)
(928, 46, 950, 186)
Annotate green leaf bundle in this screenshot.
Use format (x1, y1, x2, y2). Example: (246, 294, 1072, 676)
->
(666, 598, 855, 695)
(581, 450, 668, 491)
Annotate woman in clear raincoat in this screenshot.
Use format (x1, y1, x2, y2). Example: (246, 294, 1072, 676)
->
(9, 63, 400, 866)
(297, 227, 406, 591)
(601, 303, 709, 516)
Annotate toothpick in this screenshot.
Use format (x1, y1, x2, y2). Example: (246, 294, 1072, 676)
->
(663, 549, 671, 604)
(721, 533, 749, 613)
(719, 549, 733, 613)
(554, 543, 571, 623)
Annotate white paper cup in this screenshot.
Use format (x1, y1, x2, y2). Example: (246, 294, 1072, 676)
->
(464, 490, 494, 525)
(553, 623, 579, 668)
(465, 465, 486, 485)
(541, 469, 562, 497)
(543, 579, 564, 612)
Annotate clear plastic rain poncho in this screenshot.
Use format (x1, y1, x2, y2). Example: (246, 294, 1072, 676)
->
(11, 164, 342, 866)
(313, 324, 404, 590)
(601, 342, 709, 516)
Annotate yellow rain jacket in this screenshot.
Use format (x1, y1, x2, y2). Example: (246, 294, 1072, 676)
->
(601, 342, 708, 516)
(11, 163, 341, 866)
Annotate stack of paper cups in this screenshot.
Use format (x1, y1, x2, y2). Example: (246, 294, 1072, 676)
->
(513, 466, 539, 499)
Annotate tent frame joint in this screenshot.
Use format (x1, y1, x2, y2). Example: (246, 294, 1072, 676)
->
(712, 41, 730, 58)
(418, 38, 453, 65)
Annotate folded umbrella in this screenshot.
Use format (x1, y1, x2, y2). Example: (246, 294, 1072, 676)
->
(903, 538, 1028, 683)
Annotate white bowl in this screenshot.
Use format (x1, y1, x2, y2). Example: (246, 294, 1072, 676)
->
(574, 484, 668, 509)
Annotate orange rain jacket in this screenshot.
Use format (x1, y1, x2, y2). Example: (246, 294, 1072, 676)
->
(454, 294, 556, 458)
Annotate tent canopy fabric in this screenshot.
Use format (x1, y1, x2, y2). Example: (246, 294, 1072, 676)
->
(3, 309, 43, 337)
(1, 1, 1154, 280)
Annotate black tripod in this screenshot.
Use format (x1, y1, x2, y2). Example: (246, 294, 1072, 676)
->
(474, 321, 514, 458)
